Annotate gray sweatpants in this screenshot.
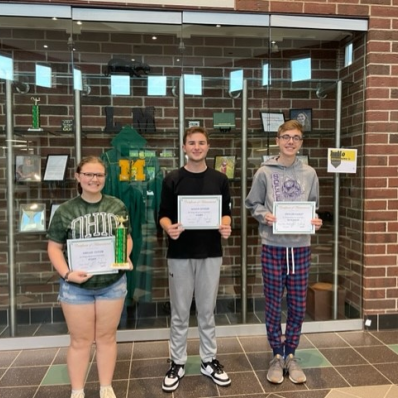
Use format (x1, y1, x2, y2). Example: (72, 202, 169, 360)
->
(168, 257, 222, 364)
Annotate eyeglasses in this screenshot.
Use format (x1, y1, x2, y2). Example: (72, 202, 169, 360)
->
(79, 172, 106, 179)
(278, 135, 303, 142)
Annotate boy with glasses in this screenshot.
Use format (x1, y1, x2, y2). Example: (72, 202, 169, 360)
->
(245, 120, 323, 385)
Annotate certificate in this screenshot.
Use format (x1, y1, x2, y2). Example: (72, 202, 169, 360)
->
(273, 201, 316, 234)
(67, 237, 118, 275)
(43, 154, 69, 181)
(178, 195, 222, 230)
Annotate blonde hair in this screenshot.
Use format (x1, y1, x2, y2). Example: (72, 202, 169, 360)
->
(278, 120, 303, 136)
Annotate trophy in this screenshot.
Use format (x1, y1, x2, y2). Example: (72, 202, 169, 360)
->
(112, 215, 130, 269)
(28, 97, 43, 131)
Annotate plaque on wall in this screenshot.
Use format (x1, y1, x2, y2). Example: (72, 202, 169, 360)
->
(19, 203, 46, 232)
(61, 119, 74, 132)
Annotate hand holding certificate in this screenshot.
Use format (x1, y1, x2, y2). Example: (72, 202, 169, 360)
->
(273, 201, 316, 234)
(178, 195, 222, 229)
(67, 237, 118, 275)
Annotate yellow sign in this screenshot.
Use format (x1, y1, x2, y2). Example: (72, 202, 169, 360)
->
(327, 148, 357, 174)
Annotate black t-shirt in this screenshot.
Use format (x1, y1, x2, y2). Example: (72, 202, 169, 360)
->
(158, 167, 231, 259)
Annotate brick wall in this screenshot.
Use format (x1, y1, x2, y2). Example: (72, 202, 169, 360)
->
(0, 3, 376, 323)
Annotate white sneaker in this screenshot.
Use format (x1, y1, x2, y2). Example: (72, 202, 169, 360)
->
(100, 386, 116, 398)
(162, 361, 185, 392)
(71, 391, 85, 398)
(201, 359, 231, 386)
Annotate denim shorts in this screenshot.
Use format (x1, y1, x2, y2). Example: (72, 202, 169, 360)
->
(58, 274, 127, 304)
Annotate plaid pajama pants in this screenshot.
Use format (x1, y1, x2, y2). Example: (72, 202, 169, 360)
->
(261, 244, 311, 356)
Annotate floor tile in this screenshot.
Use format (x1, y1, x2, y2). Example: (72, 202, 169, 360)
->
(116, 342, 133, 360)
(0, 386, 39, 398)
(131, 357, 168, 378)
(333, 384, 395, 398)
(295, 348, 331, 368)
(304, 367, 349, 389)
(373, 363, 398, 384)
(354, 345, 398, 364)
(11, 348, 58, 367)
(216, 336, 244, 353)
(219, 371, 264, 395)
(41, 363, 69, 385)
(247, 351, 274, 371)
(338, 331, 382, 347)
(335, 364, 390, 387)
(275, 391, 329, 398)
(173, 374, 219, 398)
(185, 355, 201, 375)
(1, 331, 398, 398)
(0, 366, 49, 386)
(318, 347, 367, 366)
(132, 340, 169, 359)
(306, 332, 349, 349)
(239, 335, 270, 352)
(0, 350, 20, 367)
(371, 330, 398, 345)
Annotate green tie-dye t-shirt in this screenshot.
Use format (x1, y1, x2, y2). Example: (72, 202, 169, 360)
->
(47, 194, 130, 290)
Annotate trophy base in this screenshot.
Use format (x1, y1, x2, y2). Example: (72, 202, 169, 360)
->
(28, 128, 44, 132)
(112, 262, 130, 270)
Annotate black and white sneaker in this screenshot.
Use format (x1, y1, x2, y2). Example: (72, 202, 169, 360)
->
(162, 361, 185, 392)
(201, 359, 231, 386)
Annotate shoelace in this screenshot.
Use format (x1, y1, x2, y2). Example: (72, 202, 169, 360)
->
(166, 361, 181, 378)
(286, 356, 301, 369)
(270, 355, 284, 368)
(209, 359, 224, 374)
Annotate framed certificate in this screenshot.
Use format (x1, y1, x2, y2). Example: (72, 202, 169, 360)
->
(178, 195, 222, 230)
(43, 154, 69, 181)
(273, 201, 316, 234)
(67, 237, 118, 275)
(260, 111, 285, 133)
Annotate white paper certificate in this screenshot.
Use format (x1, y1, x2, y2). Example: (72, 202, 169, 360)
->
(67, 237, 118, 275)
(178, 195, 222, 229)
(273, 201, 316, 234)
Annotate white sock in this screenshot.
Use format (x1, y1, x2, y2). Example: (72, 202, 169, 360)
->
(71, 389, 84, 395)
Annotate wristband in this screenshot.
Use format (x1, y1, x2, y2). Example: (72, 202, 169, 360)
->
(63, 270, 71, 282)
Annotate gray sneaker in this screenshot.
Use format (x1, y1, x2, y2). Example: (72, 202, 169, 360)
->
(266, 354, 284, 384)
(285, 354, 306, 383)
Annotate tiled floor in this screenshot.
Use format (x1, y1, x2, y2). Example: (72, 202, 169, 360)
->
(1, 330, 398, 398)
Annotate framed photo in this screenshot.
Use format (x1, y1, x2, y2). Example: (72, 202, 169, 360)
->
(187, 119, 202, 128)
(289, 108, 312, 132)
(48, 203, 61, 227)
(15, 155, 41, 182)
(19, 203, 46, 232)
(260, 111, 285, 133)
(43, 154, 69, 181)
(214, 155, 236, 180)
